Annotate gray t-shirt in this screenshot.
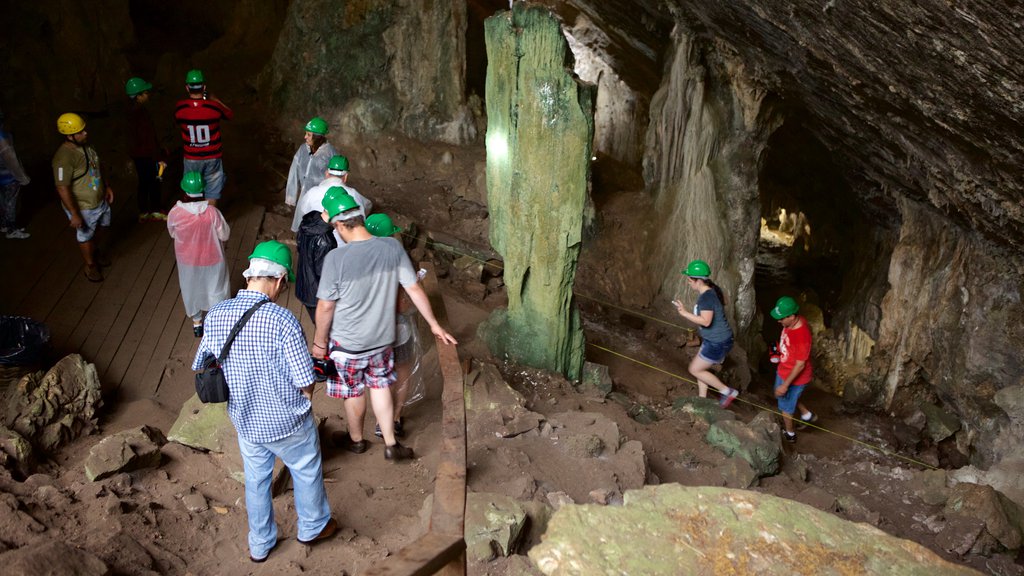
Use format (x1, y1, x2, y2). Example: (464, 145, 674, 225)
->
(317, 236, 417, 352)
(694, 289, 732, 343)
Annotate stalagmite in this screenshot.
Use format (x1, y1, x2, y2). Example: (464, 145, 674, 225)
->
(481, 3, 594, 380)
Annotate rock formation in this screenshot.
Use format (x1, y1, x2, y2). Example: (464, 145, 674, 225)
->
(530, 484, 983, 575)
(481, 4, 592, 380)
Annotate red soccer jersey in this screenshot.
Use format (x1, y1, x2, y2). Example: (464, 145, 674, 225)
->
(778, 316, 813, 385)
(174, 98, 233, 160)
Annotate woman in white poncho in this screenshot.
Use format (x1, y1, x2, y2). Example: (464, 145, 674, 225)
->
(167, 171, 231, 337)
(286, 116, 337, 231)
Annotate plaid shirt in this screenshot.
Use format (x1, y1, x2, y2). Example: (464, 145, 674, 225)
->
(192, 290, 314, 443)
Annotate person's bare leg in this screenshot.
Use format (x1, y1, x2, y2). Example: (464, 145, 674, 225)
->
(392, 360, 412, 422)
(369, 387, 397, 446)
(689, 356, 729, 397)
(782, 412, 795, 434)
(78, 239, 96, 267)
(344, 395, 367, 442)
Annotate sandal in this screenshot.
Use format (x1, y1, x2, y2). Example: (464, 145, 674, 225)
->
(84, 265, 104, 283)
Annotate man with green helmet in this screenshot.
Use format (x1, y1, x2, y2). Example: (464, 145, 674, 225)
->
(193, 240, 336, 562)
(167, 171, 231, 337)
(175, 68, 232, 205)
(125, 76, 167, 222)
(285, 116, 337, 225)
(291, 154, 372, 233)
(52, 112, 115, 282)
(313, 194, 456, 461)
(769, 295, 817, 443)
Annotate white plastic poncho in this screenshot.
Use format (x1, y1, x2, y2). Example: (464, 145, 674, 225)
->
(167, 201, 231, 318)
(291, 178, 373, 233)
(285, 141, 337, 208)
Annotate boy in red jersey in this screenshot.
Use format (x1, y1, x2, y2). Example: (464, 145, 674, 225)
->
(770, 296, 817, 443)
(174, 69, 232, 206)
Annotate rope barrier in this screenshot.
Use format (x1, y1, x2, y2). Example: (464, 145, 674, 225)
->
(402, 226, 941, 471)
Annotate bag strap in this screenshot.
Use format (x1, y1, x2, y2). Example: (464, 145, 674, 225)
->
(217, 299, 270, 363)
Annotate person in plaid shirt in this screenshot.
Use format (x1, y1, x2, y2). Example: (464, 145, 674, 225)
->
(193, 240, 336, 562)
(312, 191, 457, 461)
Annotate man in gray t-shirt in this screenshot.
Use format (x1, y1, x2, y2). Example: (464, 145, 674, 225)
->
(312, 189, 457, 461)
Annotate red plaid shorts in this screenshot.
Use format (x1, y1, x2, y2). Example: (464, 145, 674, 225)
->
(325, 345, 395, 399)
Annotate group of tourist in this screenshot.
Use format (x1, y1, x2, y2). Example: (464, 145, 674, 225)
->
(674, 259, 817, 444)
(35, 69, 459, 563)
(5, 67, 818, 563)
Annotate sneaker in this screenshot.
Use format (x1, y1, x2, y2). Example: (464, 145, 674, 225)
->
(150, 212, 168, 221)
(796, 412, 818, 431)
(784, 431, 797, 444)
(298, 518, 338, 545)
(384, 442, 414, 461)
(5, 228, 29, 239)
(84, 265, 104, 283)
(193, 324, 204, 338)
(718, 388, 739, 408)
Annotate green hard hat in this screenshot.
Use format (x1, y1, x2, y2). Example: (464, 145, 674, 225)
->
(770, 296, 800, 320)
(185, 69, 205, 85)
(327, 155, 349, 173)
(304, 117, 329, 135)
(248, 240, 295, 282)
(125, 77, 153, 97)
(365, 213, 403, 237)
(683, 259, 711, 278)
(323, 188, 360, 220)
(180, 171, 205, 197)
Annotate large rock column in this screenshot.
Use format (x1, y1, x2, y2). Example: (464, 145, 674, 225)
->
(481, 4, 594, 380)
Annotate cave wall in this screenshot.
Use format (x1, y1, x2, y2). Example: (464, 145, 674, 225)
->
(558, 0, 1023, 465)
(0, 0, 134, 167)
(847, 198, 1024, 466)
(259, 0, 475, 148)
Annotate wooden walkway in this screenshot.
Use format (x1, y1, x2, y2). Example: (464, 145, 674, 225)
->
(0, 199, 319, 405)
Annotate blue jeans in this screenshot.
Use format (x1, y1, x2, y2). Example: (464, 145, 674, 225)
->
(775, 373, 808, 415)
(183, 158, 225, 200)
(237, 412, 330, 559)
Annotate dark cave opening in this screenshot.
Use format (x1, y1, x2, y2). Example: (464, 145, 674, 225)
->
(755, 118, 863, 352)
(467, 0, 510, 101)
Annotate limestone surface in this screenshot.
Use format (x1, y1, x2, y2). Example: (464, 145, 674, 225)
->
(482, 4, 593, 380)
(529, 484, 982, 575)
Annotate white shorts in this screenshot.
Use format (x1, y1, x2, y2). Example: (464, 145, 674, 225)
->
(64, 201, 111, 242)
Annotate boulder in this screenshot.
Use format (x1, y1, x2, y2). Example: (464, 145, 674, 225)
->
(529, 484, 980, 575)
(794, 486, 838, 513)
(84, 426, 165, 482)
(717, 456, 757, 489)
(0, 425, 33, 473)
(919, 403, 962, 443)
(2, 354, 102, 455)
(579, 362, 613, 398)
(706, 418, 782, 477)
(935, 514, 986, 556)
(627, 403, 658, 425)
(167, 394, 235, 454)
(944, 482, 1022, 550)
(465, 492, 527, 560)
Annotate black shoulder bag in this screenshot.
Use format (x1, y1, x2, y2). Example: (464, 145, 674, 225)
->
(195, 300, 269, 403)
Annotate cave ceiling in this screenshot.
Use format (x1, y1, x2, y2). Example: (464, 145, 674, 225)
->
(544, 0, 1024, 249)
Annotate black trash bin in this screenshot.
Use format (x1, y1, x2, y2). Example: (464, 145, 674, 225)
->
(0, 316, 50, 366)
